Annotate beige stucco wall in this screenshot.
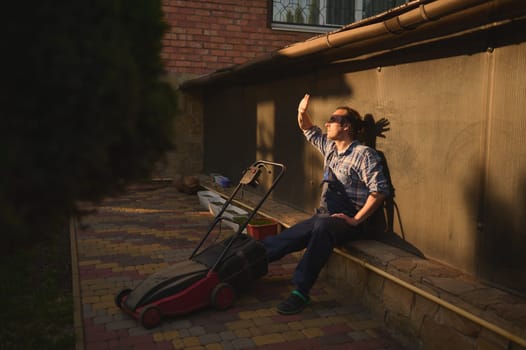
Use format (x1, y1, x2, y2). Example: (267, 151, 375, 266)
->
(357, 56, 487, 274)
(186, 35, 525, 294)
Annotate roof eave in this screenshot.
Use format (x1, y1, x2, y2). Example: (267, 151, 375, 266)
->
(180, 0, 526, 90)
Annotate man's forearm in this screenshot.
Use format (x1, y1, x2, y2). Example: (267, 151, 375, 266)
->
(353, 192, 386, 225)
(298, 111, 313, 130)
(297, 93, 314, 130)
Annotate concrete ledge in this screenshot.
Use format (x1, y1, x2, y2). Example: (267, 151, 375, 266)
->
(327, 242, 526, 350)
(197, 175, 526, 350)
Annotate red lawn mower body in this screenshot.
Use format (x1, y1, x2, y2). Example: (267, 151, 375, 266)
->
(115, 161, 285, 328)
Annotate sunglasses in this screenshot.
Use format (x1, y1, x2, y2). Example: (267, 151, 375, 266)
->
(327, 115, 349, 124)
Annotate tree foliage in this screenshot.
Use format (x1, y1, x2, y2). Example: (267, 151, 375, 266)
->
(2, 0, 177, 250)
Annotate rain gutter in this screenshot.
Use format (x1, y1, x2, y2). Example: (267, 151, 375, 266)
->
(278, 0, 489, 57)
(180, 0, 526, 90)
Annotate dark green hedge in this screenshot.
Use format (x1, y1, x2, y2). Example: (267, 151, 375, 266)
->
(2, 0, 177, 250)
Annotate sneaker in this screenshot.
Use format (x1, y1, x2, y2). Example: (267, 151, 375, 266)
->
(277, 290, 310, 315)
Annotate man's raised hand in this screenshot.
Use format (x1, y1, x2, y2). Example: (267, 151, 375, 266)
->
(298, 93, 310, 114)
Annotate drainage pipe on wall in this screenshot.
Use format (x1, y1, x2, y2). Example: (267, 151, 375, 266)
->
(181, 0, 526, 89)
(276, 0, 494, 57)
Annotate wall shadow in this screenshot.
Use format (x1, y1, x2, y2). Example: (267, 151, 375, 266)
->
(353, 113, 425, 258)
(202, 87, 258, 180)
(465, 168, 526, 295)
(272, 74, 354, 213)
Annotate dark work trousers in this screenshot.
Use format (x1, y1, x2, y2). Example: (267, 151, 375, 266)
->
(262, 214, 363, 296)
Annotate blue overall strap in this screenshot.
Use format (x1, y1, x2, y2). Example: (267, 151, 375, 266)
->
(318, 165, 356, 217)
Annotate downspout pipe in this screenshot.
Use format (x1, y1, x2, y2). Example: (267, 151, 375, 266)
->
(278, 0, 489, 57)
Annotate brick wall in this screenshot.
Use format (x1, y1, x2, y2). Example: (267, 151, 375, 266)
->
(162, 0, 314, 75)
(158, 1, 314, 178)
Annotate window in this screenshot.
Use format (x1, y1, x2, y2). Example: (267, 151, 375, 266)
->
(271, 0, 409, 33)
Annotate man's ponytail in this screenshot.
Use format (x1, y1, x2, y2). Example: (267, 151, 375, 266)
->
(336, 106, 363, 138)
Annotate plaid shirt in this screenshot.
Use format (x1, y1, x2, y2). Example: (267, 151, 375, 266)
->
(304, 126, 390, 214)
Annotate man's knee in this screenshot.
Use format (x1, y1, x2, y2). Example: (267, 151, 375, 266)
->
(262, 235, 281, 262)
(312, 215, 328, 229)
(311, 221, 335, 246)
(312, 216, 352, 245)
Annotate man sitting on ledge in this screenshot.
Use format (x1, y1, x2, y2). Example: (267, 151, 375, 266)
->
(263, 93, 391, 315)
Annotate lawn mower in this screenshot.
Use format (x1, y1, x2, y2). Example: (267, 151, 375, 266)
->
(115, 160, 286, 329)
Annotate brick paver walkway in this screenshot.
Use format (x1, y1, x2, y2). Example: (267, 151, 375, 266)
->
(72, 182, 406, 350)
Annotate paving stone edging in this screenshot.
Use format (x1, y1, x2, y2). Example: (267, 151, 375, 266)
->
(70, 218, 85, 350)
